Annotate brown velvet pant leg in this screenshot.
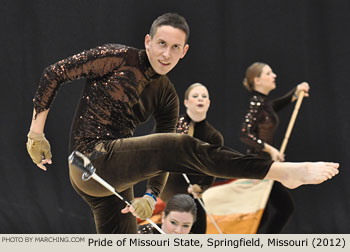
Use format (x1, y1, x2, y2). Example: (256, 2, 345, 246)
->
(69, 133, 272, 233)
(70, 180, 137, 234)
(70, 133, 272, 197)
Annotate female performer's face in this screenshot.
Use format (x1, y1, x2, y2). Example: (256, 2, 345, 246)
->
(255, 65, 277, 94)
(161, 211, 194, 234)
(184, 85, 210, 117)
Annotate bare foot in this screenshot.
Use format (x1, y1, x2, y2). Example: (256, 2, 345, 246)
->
(266, 162, 339, 189)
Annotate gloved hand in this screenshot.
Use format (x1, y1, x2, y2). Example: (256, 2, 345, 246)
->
(188, 184, 203, 198)
(26, 131, 52, 164)
(130, 194, 156, 220)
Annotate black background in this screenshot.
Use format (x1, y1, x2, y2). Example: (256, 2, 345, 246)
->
(1, 0, 349, 233)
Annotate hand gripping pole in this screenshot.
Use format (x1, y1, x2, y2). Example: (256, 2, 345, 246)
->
(68, 151, 165, 234)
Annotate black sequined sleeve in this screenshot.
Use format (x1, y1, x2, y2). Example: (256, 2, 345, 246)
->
(271, 87, 296, 112)
(240, 95, 265, 150)
(32, 44, 127, 116)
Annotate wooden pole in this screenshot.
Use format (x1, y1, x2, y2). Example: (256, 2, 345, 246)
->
(280, 90, 305, 154)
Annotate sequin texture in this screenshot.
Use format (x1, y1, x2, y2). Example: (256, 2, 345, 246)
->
(137, 223, 161, 234)
(240, 89, 296, 154)
(33, 44, 179, 156)
(176, 115, 190, 134)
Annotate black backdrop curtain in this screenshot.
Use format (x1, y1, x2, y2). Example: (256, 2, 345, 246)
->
(1, 0, 349, 233)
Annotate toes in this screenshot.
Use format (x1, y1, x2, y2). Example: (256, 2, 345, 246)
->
(325, 162, 339, 168)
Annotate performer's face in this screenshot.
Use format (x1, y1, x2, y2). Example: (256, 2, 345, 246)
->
(145, 25, 189, 75)
(184, 85, 210, 118)
(254, 65, 277, 94)
(161, 211, 194, 234)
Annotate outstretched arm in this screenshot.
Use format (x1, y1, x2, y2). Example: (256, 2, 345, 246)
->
(273, 82, 310, 111)
(32, 44, 126, 117)
(27, 44, 127, 169)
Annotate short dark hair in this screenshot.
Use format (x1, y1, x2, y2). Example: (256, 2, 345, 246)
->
(150, 13, 190, 43)
(164, 194, 197, 221)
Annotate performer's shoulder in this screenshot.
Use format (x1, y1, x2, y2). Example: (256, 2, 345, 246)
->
(95, 43, 140, 55)
(248, 94, 265, 107)
(99, 43, 129, 50)
(249, 94, 264, 102)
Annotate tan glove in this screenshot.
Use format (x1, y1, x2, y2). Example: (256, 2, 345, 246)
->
(131, 194, 156, 220)
(188, 184, 203, 198)
(26, 131, 52, 164)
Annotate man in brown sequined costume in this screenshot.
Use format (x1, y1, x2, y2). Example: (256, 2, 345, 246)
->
(26, 13, 339, 233)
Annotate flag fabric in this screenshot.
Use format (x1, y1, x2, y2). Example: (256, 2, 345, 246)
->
(202, 179, 271, 234)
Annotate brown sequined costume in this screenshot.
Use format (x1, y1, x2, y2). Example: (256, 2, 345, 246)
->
(137, 223, 162, 234)
(240, 89, 296, 233)
(160, 113, 223, 233)
(33, 44, 273, 233)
